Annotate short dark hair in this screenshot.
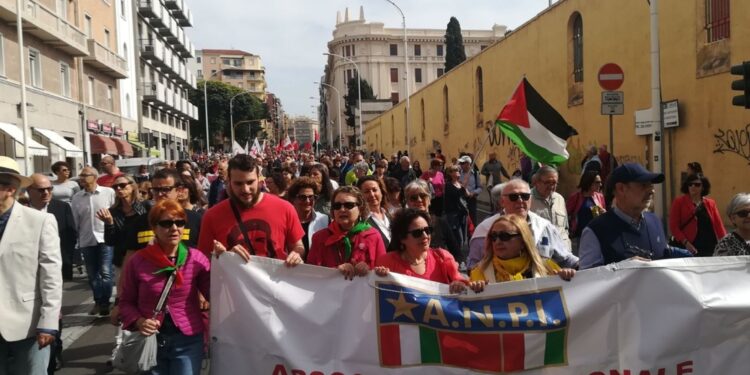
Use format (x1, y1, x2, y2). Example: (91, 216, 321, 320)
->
(287, 176, 320, 203)
(228, 154, 259, 176)
(51, 161, 70, 174)
(577, 170, 600, 191)
(384, 177, 401, 196)
(152, 168, 184, 186)
(388, 208, 431, 252)
(680, 173, 711, 196)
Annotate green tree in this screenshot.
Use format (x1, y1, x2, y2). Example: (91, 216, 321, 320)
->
(444, 17, 466, 72)
(344, 77, 376, 128)
(189, 81, 266, 151)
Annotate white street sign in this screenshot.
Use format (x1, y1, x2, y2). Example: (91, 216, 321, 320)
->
(635, 107, 659, 135)
(601, 103, 624, 115)
(663, 100, 679, 128)
(602, 91, 624, 104)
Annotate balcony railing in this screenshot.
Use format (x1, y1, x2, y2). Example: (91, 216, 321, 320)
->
(140, 38, 166, 67)
(175, 7, 192, 27)
(0, 0, 88, 56)
(164, 0, 182, 11)
(138, 0, 161, 19)
(83, 39, 128, 79)
(143, 81, 166, 104)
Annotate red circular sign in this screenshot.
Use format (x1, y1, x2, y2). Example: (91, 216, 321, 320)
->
(598, 63, 624, 91)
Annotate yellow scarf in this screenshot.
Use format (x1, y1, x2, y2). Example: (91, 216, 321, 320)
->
(470, 255, 561, 282)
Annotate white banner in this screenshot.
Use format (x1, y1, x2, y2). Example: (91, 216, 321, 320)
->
(210, 255, 750, 375)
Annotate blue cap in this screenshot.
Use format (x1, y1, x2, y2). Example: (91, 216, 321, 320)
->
(609, 163, 664, 184)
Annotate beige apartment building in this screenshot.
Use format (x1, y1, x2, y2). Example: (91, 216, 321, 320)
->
(192, 49, 268, 101)
(321, 6, 507, 148)
(0, 0, 132, 173)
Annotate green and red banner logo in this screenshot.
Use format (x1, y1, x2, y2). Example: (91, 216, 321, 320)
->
(377, 284, 568, 372)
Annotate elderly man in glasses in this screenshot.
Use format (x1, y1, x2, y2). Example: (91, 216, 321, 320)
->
(466, 178, 578, 270)
(530, 166, 572, 252)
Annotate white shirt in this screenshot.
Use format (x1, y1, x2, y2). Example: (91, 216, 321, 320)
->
(71, 185, 115, 247)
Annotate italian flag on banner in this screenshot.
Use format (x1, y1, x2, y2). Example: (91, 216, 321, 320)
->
(495, 78, 578, 165)
(379, 324, 566, 372)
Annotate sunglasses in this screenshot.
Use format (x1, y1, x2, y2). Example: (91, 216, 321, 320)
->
(295, 194, 317, 202)
(156, 219, 187, 229)
(689, 182, 702, 187)
(734, 210, 750, 218)
(31, 187, 53, 193)
(150, 186, 176, 194)
(488, 231, 521, 242)
(503, 193, 531, 202)
(112, 182, 131, 190)
(332, 201, 358, 211)
(408, 226, 433, 238)
(408, 193, 430, 202)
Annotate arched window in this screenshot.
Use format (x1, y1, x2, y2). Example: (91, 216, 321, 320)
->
(420, 99, 426, 141)
(443, 85, 449, 133)
(476, 67, 484, 112)
(572, 14, 583, 82)
(391, 114, 395, 147)
(404, 108, 408, 145)
(123, 43, 128, 62)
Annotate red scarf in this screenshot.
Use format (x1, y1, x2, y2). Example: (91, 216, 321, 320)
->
(140, 243, 186, 286)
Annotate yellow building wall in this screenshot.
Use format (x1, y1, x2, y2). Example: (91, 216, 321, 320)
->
(365, 0, 750, 216)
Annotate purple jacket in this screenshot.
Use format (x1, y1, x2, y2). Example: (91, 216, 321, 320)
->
(119, 248, 210, 336)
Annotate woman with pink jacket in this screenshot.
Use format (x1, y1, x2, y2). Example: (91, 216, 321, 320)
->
(119, 199, 210, 374)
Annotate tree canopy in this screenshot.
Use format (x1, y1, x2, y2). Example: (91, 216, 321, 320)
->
(445, 17, 467, 72)
(189, 80, 267, 151)
(344, 77, 376, 128)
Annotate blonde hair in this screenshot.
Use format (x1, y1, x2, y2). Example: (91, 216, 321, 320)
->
(476, 214, 556, 280)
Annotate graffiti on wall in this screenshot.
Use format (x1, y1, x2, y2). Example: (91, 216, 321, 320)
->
(714, 124, 750, 164)
(485, 121, 521, 172)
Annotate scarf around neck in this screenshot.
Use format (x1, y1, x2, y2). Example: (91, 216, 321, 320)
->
(490, 254, 531, 282)
(141, 242, 188, 286)
(324, 221, 372, 261)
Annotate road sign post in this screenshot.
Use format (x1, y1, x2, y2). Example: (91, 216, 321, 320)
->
(599, 64, 624, 171)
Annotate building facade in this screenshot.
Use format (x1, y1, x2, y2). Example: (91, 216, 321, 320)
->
(290, 116, 316, 146)
(322, 6, 507, 148)
(192, 49, 267, 101)
(136, 0, 198, 160)
(265, 92, 283, 142)
(364, 0, 748, 221)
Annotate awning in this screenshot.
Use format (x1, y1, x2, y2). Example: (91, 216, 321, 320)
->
(0, 122, 48, 156)
(128, 139, 146, 150)
(33, 127, 84, 158)
(149, 149, 161, 157)
(111, 138, 134, 157)
(89, 134, 118, 155)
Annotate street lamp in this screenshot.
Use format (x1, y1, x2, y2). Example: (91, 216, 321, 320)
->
(202, 69, 225, 153)
(315, 81, 343, 149)
(383, 0, 410, 155)
(323, 52, 362, 149)
(229, 90, 256, 152)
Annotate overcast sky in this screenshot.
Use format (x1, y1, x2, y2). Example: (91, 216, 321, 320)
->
(185, 0, 553, 117)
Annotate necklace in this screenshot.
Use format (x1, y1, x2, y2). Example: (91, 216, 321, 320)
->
(403, 252, 426, 266)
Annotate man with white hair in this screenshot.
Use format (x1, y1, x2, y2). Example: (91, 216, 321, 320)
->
(530, 166, 572, 251)
(467, 178, 579, 269)
(391, 155, 417, 188)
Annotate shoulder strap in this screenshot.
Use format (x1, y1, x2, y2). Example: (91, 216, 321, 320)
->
(152, 270, 177, 319)
(230, 200, 268, 258)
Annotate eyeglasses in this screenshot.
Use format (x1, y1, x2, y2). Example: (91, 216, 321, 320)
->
(408, 193, 430, 202)
(150, 186, 176, 195)
(156, 219, 187, 229)
(689, 182, 703, 187)
(295, 194, 317, 202)
(332, 201, 357, 211)
(112, 182, 132, 190)
(408, 226, 433, 238)
(503, 193, 531, 202)
(488, 231, 521, 242)
(31, 187, 53, 194)
(734, 210, 750, 218)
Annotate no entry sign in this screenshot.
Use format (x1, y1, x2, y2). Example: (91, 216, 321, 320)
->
(598, 63, 624, 91)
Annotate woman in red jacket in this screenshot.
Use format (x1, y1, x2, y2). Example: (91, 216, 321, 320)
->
(307, 186, 386, 279)
(669, 174, 726, 256)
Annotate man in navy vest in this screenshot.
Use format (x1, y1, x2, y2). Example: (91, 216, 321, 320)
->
(579, 163, 686, 269)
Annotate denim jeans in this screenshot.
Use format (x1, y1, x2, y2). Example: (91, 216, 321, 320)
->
(0, 335, 50, 375)
(149, 329, 203, 375)
(81, 243, 114, 307)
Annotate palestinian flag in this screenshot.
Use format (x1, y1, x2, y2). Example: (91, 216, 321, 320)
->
(496, 78, 578, 165)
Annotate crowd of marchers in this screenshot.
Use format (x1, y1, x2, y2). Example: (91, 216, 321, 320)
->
(0, 145, 748, 375)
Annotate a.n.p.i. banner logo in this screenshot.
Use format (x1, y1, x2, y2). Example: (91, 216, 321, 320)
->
(376, 283, 569, 373)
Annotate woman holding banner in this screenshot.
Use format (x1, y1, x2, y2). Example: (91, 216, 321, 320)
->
(307, 186, 386, 279)
(469, 214, 575, 285)
(374, 208, 484, 294)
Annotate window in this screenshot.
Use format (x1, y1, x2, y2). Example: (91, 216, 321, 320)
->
(476, 67, 484, 112)
(197, 69, 203, 77)
(0, 33, 5, 76)
(480, 45, 487, 51)
(437, 44, 444, 57)
(196, 56, 201, 63)
(84, 14, 92, 38)
(222, 58, 230, 65)
(572, 13, 583, 83)
(107, 85, 114, 111)
(414, 44, 421, 56)
(120, 0, 126, 19)
(420, 99, 426, 141)
(351, 45, 355, 56)
(59, 62, 71, 97)
(390, 92, 399, 105)
(344, 45, 351, 57)
(87, 77, 95, 105)
(125, 94, 131, 117)
(210, 58, 215, 64)
(104, 29, 111, 49)
(389, 44, 398, 56)
(28, 48, 42, 88)
(706, 0, 730, 42)
(443, 85, 449, 129)
(415, 68, 422, 83)
(437, 68, 444, 77)
(123, 43, 127, 62)
(390, 68, 398, 83)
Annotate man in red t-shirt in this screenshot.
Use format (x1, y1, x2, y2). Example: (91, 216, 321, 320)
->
(96, 155, 124, 187)
(198, 154, 305, 266)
